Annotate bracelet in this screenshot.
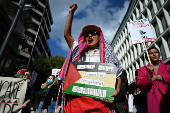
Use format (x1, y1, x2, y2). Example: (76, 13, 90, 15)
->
(148, 73, 153, 78)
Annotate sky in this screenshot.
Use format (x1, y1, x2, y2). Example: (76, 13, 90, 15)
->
(48, 0, 130, 58)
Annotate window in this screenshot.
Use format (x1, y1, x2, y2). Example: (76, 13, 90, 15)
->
(144, 12, 149, 19)
(159, 13, 168, 30)
(140, 43, 144, 52)
(134, 44, 139, 55)
(0, 56, 13, 77)
(142, 56, 146, 66)
(155, 0, 161, 10)
(137, 60, 140, 68)
(165, 5, 170, 16)
(149, 5, 155, 17)
(141, 0, 146, 8)
(134, 11, 137, 19)
(138, 6, 141, 14)
(145, 42, 148, 47)
(153, 22, 160, 37)
(157, 41, 166, 60)
(164, 34, 170, 50)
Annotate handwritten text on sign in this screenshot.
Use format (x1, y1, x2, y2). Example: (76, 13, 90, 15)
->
(0, 77, 27, 113)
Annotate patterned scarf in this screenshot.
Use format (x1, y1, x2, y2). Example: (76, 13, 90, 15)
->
(58, 26, 123, 112)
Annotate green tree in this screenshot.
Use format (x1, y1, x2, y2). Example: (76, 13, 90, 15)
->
(31, 54, 65, 90)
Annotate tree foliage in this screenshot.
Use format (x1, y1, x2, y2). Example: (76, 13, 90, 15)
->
(31, 55, 65, 90)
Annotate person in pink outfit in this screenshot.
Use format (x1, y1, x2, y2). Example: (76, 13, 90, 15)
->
(136, 47, 170, 113)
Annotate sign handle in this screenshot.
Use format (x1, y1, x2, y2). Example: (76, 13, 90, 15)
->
(143, 42, 151, 65)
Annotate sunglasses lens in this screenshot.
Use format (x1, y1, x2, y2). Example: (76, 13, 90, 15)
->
(84, 31, 98, 38)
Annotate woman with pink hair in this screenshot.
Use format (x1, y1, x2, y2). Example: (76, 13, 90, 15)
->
(59, 3, 124, 113)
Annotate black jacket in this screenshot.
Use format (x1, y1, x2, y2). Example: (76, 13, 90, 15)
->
(31, 88, 48, 109)
(41, 81, 62, 109)
(24, 82, 35, 103)
(114, 70, 128, 102)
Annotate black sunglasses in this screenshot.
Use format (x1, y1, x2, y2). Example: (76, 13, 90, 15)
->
(24, 73, 29, 76)
(84, 31, 99, 38)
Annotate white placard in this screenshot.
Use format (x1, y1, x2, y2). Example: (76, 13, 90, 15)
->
(0, 77, 27, 113)
(30, 71, 38, 84)
(52, 69, 61, 77)
(127, 18, 155, 44)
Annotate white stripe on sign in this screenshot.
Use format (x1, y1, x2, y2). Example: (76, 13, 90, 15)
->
(77, 65, 95, 69)
(80, 78, 104, 87)
(72, 86, 106, 97)
(98, 65, 113, 72)
(84, 72, 106, 77)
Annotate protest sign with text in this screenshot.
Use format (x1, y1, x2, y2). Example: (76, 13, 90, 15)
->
(63, 62, 117, 101)
(52, 69, 61, 77)
(127, 18, 155, 44)
(0, 77, 27, 113)
(30, 71, 38, 84)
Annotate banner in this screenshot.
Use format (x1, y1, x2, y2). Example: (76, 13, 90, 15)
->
(0, 77, 27, 113)
(63, 62, 117, 101)
(127, 18, 155, 44)
(30, 71, 38, 84)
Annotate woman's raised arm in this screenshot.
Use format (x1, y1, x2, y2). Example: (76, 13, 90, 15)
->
(64, 3, 78, 48)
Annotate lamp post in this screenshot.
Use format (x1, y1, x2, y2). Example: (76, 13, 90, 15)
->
(26, 2, 47, 70)
(0, 0, 27, 62)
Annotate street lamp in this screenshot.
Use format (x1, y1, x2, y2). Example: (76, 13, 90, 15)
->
(26, 2, 47, 70)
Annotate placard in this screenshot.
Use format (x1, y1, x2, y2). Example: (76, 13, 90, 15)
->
(52, 69, 61, 77)
(127, 18, 155, 44)
(63, 62, 117, 101)
(0, 77, 27, 113)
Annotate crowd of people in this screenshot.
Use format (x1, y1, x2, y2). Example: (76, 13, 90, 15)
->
(18, 2, 170, 113)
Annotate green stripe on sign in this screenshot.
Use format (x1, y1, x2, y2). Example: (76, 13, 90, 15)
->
(63, 83, 115, 101)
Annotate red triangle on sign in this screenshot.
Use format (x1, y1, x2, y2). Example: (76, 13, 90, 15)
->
(7, 100, 12, 103)
(63, 62, 82, 91)
(0, 99, 5, 103)
(14, 100, 18, 104)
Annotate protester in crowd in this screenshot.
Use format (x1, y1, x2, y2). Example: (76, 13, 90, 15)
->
(136, 47, 170, 113)
(114, 70, 128, 113)
(133, 69, 148, 113)
(21, 71, 35, 113)
(58, 2, 124, 113)
(42, 76, 62, 113)
(128, 92, 133, 113)
(124, 93, 128, 113)
(35, 75, 56, 113)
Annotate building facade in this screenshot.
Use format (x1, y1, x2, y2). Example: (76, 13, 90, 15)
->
(111, 0, 170, 84)
(0, 0, 53, 76)
(18, 0, 53, 70)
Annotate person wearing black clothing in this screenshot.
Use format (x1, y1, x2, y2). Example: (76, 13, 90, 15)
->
(128, 69, 148, 113)
(42, 79, 62, 113)
(114, 69, 128, 113)
(21, 71, 35, 113)
(35, 75, 56, 113)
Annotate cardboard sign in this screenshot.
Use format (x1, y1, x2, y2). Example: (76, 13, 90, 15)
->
(127, 18, 155, 44)
(0, 77, 27, 113)
(63, 62, 117, 101)
(30, 71, 38, 84)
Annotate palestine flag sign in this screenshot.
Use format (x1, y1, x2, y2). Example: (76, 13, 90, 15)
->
(63, 62, 117, 101)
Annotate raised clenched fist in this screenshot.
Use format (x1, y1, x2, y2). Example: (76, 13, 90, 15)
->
(69, 3, 78, 13)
